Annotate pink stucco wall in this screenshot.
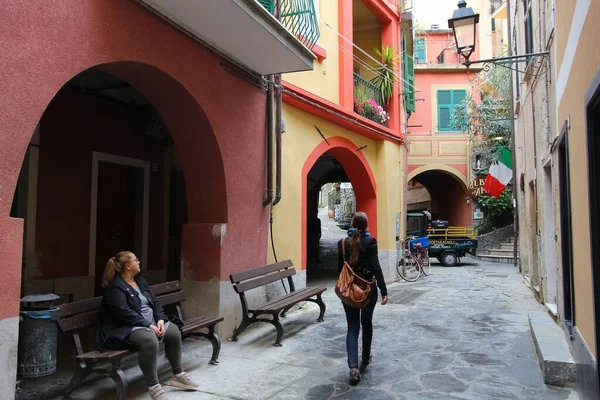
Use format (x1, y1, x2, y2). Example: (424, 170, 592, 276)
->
(415, 31, 480, 66)
(410, 71, 478, 134)
(0, 1, 269, 319)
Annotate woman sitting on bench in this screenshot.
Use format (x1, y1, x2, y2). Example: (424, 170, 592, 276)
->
(97, 251, 199, 400)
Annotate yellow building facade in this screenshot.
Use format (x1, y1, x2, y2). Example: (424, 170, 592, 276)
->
(271, 0, 406, 282)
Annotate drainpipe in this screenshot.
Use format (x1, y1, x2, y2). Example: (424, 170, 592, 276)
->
(263, 75, 274, 206)
(506, 0, 519, 268)
(273, 73, 283, 206)
(272, 3, 283, 207)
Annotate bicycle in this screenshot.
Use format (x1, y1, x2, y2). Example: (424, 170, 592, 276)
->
(397, 237, 431, 282)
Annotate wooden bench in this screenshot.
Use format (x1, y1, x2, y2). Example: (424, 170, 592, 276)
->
(58, 280, 223, 400)
(229, 260, 326, 346)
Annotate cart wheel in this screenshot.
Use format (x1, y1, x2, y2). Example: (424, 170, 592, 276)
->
(441, 251, 458, 267)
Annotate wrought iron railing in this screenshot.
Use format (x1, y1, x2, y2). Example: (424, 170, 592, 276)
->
(353, 72, 384, 108)
(257, 0, 320, 50)
(489, 0, 505, 14)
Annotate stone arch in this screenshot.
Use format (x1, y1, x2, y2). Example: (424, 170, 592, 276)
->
(408, 164, 469, 191)
(301, 136, 377, 270)
(408, 165, 472, 226)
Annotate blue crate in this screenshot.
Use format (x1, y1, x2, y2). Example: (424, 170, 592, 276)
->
(409, 236, 430, 250)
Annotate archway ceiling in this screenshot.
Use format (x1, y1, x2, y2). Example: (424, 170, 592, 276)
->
(67, 69, 151, 107)
(307, 153, 349, 187)
(413, 170, 465, 192)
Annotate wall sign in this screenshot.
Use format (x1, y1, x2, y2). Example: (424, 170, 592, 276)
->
(469, 175, 488, 199)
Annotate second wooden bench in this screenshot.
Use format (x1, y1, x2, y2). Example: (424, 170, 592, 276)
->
(229, 260, 327, 346)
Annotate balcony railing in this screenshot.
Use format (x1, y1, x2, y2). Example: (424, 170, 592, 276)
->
(490, 0, 505, 14)
(257, 0, 320, 50)
(353, 73, 384, 109)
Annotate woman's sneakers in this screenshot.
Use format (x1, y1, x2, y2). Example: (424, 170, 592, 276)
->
(149, 384, 168, 400)
(166, 371, 200, 390)
(349, 368, 362, 385)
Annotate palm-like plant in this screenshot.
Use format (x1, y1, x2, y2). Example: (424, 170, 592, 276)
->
(370, 46, 397, 107)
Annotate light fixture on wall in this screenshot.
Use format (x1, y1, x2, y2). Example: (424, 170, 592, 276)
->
(448, 1, 549, 75)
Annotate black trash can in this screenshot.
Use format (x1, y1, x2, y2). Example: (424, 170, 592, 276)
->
(17, 294, 61, 379)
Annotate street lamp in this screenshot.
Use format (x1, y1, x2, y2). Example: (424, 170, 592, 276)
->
(447, 0, 479, 64)
(447, 0, 549, 74)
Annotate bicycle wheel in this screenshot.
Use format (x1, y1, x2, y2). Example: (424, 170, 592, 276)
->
(397, 254, 421, 282)
(421, 249, 432, 276)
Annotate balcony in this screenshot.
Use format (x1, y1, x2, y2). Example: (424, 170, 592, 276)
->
(490, 0, 507, 19)
(136, 0, 318, 75)
(353, 73, 384, 107)
(258, 0, 320, 50)
(353, 73, 389, 126)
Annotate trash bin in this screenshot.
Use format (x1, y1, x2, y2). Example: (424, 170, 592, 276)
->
(17, 294, 61, 379)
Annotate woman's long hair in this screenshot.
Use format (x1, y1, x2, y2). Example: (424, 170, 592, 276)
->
(349, 212, 368, 267)
(101, 251, 133, 288)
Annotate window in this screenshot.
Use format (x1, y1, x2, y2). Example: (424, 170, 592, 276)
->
(414, 38, 426, 64)
(437, 90, 467, 132)
(523, 0, 534, 54)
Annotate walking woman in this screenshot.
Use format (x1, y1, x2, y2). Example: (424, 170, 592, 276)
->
(97, 251, 199, 400)
(337, 212, 388, 385)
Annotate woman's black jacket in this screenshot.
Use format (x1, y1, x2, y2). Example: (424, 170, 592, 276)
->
(96, 275, 168, 350)
(338, 235, 388, 297)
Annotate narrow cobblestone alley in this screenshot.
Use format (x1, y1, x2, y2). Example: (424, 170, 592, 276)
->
(25, 258, 578, 400)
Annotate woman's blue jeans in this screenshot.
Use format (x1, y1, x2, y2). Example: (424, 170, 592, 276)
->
(342, 287, 378, 369)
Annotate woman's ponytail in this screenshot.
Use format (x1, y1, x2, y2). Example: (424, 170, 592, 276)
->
(349, 212, 369, 267)
(101, 252, 130, 288)
(349, 229, 361, 267)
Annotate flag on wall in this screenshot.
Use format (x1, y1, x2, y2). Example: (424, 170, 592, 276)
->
(483, 147, 513, 198)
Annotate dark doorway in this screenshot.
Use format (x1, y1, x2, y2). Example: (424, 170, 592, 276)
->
(306, 154, 351, 285)
(587, 86, 600, 394)
(558, 123, 574, 333)
(94, 161, 145, 295)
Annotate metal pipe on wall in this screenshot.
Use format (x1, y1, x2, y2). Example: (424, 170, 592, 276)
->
(506, 0, 519, 268)
(263, 75, 274, 206)
(273, 73, 283, 206)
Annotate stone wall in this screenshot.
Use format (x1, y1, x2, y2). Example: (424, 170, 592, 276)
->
(478, 224, 515, 251)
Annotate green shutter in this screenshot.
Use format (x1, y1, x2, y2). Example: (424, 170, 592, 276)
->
(404, 54, 416, 113)
(414, 38, 426, 64)
(437, 90, 452, 131)
(437, 90, 467, 132)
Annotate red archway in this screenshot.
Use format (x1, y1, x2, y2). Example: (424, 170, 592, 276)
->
(301, 137, 377, 270)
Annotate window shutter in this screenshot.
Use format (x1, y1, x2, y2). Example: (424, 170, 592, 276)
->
(437, 90, 452, 131)
(404, 54, 416, 113)
(414, 38, 426, 64)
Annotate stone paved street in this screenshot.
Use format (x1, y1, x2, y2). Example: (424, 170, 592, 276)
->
(32, 258, 578, 400)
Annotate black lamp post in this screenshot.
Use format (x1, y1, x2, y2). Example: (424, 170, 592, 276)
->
(447, 0, 479, 65)
(447, 0, 549, 74)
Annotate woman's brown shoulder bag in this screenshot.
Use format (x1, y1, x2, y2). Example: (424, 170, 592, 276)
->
(335, 238, 375, 309)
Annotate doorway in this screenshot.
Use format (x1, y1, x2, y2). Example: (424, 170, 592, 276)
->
(90, 152, 149, 295)
(542, 164, 557, 308)
(587, 82, 600, 392)
(558, 123, 574, 334)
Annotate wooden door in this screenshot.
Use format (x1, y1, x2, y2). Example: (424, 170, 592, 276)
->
(94, 162, 143, 295)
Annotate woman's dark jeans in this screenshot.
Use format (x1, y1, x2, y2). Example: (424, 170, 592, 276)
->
(342, 287, 378, 369)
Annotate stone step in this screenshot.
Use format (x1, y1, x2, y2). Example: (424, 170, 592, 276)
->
(499, 243, 517, 250)
(476, 255, 515, 264)
(529, 311, 576, 387)
(486, 248, 520, 255)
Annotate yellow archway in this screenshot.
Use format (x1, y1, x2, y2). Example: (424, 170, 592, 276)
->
(408, 164, 469, 190)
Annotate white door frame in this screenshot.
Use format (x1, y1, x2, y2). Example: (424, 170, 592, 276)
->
(88, 152, 150, 277)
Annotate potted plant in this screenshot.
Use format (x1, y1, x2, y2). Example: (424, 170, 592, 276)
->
(370, 45, 398, 107)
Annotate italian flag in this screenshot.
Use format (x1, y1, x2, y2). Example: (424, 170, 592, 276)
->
(483, 147, 513, 198)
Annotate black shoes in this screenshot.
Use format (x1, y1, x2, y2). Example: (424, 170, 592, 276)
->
(361, 354, 372, 368)
(349, 368, 361, 385)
